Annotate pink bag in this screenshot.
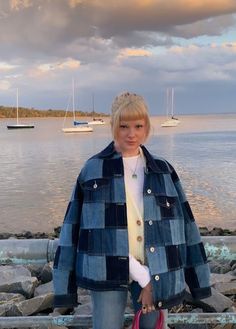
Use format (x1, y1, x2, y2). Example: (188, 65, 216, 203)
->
(132, 309, 164, 329)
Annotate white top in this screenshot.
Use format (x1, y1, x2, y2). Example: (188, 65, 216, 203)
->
(123, 150, 151, 288)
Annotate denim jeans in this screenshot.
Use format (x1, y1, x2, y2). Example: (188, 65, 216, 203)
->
(90, 281, 167, 329)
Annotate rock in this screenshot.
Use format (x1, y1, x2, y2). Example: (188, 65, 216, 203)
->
(7, 293, 54, 316)
(34, 281, 53, 296)
(0, 265, 38, 298)
(25, 264, 45, 279)
(209, 261, 231, 274)
(184, 288, 234, 312)
(210, 273, 236, 285)
(40, 262, 53, 283)
(0, 292, 25, 316)
(214, 282, 236, 295)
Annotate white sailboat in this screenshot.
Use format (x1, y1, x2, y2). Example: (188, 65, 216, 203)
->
(87, 93, 105, 125)
(161, 88, 180, 127)
(7, 89, 35, 129)
(62, 80, 93, 133)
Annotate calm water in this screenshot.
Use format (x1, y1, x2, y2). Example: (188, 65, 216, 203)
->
(0, 114, 235, 233)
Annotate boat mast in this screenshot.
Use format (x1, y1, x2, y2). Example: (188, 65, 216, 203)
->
(171, 87, 174, 118)
(16, 88, 19, 125)
(92, 93, 95, 119)
(72, 78, 76, 122)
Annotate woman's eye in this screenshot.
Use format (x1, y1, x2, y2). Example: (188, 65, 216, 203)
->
(136, 124, 143, 128)
(120, 125, 128, 129)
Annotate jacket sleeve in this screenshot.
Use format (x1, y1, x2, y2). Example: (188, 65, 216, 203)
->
(53, 176, 83, 308)
(167, 162, 212, 300)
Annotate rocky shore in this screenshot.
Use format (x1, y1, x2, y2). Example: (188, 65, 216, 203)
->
(0, 226, 235, 240)
(0, 228, 235, 329)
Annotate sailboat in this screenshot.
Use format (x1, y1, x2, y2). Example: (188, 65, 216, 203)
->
(87, 93, 105, 125)
(62, 80, 93, 133)
(7, 89, 35, 129)
(161, 88, 180, 127)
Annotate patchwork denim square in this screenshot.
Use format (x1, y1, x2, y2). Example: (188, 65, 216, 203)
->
(174, 180, 187, 203)
(143, 195, 161, 221)
(59, 223, 74, 246)
(195, 263, 211, 288)
(146, 246, 168, 274)
(163, 174, 178, 196)
(185, 221, 202, 246)
(53, 269, 72, 294)
(77, 254, 106, 281)
(64, 200, 81, 224)
(82, 158, 103, 180)
(170, 220, 185, 245)
(81, 202, 105, 228)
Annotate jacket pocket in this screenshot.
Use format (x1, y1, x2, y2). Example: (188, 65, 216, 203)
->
(155, 195, 182, 219)
(82, 178, 110, 202)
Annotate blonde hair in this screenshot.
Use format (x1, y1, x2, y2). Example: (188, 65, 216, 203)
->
(110, 91, 151, 140)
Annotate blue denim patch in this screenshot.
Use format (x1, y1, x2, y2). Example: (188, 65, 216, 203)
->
(110, 177, 126, 203)
(195, 263, 211, 288)
(57, 246, 76, 270)
(59, 223, 73, 246)
(115, 229, 129, 255)
(77, 254, 106, 281)
(53, 269, 71, 294)
(146, 246, 168, 274)
(82, 158, 103, 180)
(81, 202, 105, 228)
(170, 220, 185, 245)
(143, 195, 161, 221)
(174, 180, 187, 203)
(163, 174, 178, 196)
(185, 222, 201, 245)
(64, 200, 81, 224)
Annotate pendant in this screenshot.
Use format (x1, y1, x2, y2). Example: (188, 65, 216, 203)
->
(132, 173, 138, 179)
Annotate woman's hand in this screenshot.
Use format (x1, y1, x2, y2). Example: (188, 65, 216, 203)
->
(137, 281, 155, 314)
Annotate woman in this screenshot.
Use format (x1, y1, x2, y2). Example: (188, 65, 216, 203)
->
(53, 92, 211, 329)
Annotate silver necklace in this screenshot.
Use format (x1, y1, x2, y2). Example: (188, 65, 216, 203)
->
(123, 155, 140, 179)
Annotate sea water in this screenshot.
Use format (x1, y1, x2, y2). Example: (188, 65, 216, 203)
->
(0, 114, 235, 233)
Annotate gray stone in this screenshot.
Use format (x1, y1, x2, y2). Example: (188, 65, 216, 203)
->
(184, 288, 234, 312)
(214, 282, 236, 295)
(7, 293, 54, 316)
(0, 265, 38, 297)
(34, 281, 53, 296)
(41, 262, 53, 283)
(210, 273, 236, 285)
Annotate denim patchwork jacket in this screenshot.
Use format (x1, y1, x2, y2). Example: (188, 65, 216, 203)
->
(53, 142, 211, 309)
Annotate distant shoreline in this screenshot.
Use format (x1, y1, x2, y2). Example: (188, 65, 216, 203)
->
(0, 226, 235, 240)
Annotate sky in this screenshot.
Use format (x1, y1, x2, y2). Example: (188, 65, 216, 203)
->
(0, 0, 236, 115)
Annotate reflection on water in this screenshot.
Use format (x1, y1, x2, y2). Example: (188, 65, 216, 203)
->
(0, 115, 235, 232)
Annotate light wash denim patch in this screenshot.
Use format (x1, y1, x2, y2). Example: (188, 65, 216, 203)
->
(115, 229, 129, 256)
(163, 174, 179, 196)
(78, 254, 106, 281)
(81, 202, 105, 228)
(143, 195, 161, 221)
(185, 222, 202, 246)
(170, 219, 185, 245)
(146, 246, 168, 274)
(81, 158, 103, 181)
(111, 177, 126, 203)
(59, 223, 73, 246)
(53, 269, 71, 294)
(195, 263, 211, 288)
(65, 200, 81, 224)
(174, 180, 187, 203)
(174, 269, 185, 295)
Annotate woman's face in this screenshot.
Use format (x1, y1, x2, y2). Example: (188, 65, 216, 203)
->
(114, 118, 147, 157)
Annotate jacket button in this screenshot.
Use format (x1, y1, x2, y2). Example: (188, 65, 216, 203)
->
(150, 247, 155, 252)
(136, 220, 142, 226)
(93, 183, 98, 189)
(157, 301, 162, 307)
(155, 275, 160, 281)
(147, 189, 152, 194)
(148, 220, 153, 225)
(137, 236, 142, 242)
(166, 200, 170, 207)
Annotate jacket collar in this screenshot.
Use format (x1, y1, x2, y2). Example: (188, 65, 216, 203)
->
(97, 141, 166, 173)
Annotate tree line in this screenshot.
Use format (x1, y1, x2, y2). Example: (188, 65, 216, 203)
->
(0, 106, 106, 118)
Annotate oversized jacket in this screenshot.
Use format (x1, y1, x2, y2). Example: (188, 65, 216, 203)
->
(53, 142, 211, 309)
